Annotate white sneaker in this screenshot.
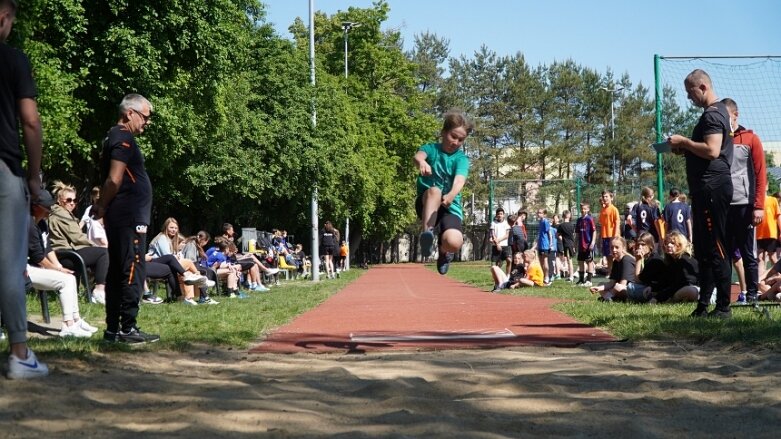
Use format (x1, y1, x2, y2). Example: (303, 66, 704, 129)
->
(183, 297, 198, 306)
(583, 281, 593, 287)
(77, 319, 99, 334)
(266, 268, 280, 275)
(204, 279, 216, 288)
(90, 290, 106, 305)
(183, 272, 208, 286)
(60, 323, 94, 338)
(7, 349, 49, 379)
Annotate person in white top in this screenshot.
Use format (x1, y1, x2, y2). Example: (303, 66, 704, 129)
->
(80, 186, 107, 248)
(489, 207, 512, 274)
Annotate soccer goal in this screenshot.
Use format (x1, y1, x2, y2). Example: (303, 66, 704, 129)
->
(654, 55, 781, 195)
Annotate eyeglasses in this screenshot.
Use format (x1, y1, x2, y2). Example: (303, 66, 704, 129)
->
(132, 109, 152, 123)
(63, 198, 76, 204)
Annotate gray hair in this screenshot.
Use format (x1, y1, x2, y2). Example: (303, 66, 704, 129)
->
(118, 93, 152, 117)
(0, 0, 18, 12)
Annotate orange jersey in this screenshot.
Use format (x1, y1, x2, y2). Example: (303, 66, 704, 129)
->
(757, 196, 781, 239)
(599, 204, 620, 238)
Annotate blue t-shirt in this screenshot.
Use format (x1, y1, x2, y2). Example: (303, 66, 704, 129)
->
(633, 202, 661, 239)
(663, 201, 691, 236)
(206, 249, 228, 268)
(416, 142, 470, 220)
(538, 218, 551, 251)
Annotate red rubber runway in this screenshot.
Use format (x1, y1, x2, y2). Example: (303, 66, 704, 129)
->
(252, 264, 616, 354)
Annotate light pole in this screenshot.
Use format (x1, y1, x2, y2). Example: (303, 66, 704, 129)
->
(600, 86, 624, 189)
(341, 21, 359, 270)
(309, 0, 319, 281)
(342, 21, 361, 78)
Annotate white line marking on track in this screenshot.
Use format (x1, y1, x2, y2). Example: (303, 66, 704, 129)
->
(349, 328, 516, 342)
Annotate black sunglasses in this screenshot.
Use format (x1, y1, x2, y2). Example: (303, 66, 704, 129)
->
(132, 108, 152, 123)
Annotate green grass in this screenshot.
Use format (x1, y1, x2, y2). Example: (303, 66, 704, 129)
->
(17, 269, 363, 358)
(441, 261, 781, 346)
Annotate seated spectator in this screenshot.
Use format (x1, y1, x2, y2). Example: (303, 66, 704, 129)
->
(48, 181, 108, 304)
(521, 249, 545, 287)
(27, 191, 98, 338)
(273, 229, 295, 265)
(207, 240, 244, 298)
(624, 232, 664, 303)
(490, 251, 526, 292)
(182, 230, 220, 304)
(293, 243, 306, 275)
(652, 231, 699, 304)
(228, 241, 269, 292)
(590, 237, 636, 302)
(758, 257, 781, 301)
(79, 186, 107, 248)
(222, 224, 280, 285)
(147, 218, 214, 305)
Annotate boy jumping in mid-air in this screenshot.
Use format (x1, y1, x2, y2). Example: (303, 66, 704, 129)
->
(415, 110, 473, 275)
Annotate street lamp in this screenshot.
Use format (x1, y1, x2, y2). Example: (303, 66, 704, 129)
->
(341, 21, 360, 269)
(341, 21, 361, 78)
(600, 86, 624, 188)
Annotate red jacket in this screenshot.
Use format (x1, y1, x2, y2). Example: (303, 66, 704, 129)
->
(734, 125, 766, 211)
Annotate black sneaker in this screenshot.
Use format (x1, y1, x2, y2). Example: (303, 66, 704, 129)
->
(103, 330, 118, 343)
(118, 327, 160, 344)
(690, 305, 709, 318)
(419, 230, 435, 258)
(746, 292, 759, 304)
(708, 308, 733, 319)
(437, 251, 453, 275)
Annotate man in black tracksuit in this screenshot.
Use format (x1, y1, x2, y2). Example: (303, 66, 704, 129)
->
(94, 93, 159, 343)
(668, 69, 734, 319)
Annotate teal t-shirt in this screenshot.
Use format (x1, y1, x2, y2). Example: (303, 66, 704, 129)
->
(416, 142, 470, 220)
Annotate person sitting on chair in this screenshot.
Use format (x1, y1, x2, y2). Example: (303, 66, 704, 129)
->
(47, 181, 109, 304)
(27, 190, 98, 337)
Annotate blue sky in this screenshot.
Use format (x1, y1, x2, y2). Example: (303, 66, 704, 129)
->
(262, 0, 780, 89)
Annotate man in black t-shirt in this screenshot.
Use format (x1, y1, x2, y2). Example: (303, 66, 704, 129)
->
(668, 69, 734, 319)
(94, 94, 158, 344)
(0, 0, 49, 379)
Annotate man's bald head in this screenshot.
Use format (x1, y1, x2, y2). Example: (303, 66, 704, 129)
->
(685, 69, 712, 87)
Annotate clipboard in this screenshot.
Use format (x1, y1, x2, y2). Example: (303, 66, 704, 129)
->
(651, 142, 671, 153)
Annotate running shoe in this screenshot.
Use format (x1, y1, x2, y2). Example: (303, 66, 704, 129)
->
(183, 272, 208, 286)
(419, 230, 435, 258)
(142, 294, 164, 304)
(437, 251, 453, 275)
(7, 349, 49, 379)
(118, 327, 160, 344)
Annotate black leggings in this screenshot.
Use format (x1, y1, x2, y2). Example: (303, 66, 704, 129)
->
(146, 260, 180, 298)
(60, 246, 109, 285)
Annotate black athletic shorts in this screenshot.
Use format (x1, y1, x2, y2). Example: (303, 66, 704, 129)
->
(492, 245, 512, 263)
(758, 238, 778, 253)
(414, 195, 463, 237)
(577, 247, 594, 262)
(563, 242, 576, 258)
